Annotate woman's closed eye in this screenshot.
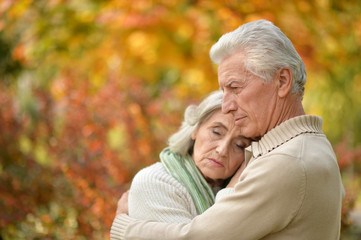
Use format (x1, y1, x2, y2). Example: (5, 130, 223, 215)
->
(211, 126, 227, 136)
(235, 144, 244, 150)
(212, 129, 221, 135)
(234, 139, 249, 150)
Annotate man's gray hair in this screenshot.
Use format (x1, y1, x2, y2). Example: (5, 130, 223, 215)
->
(209, 19, 307, 97)
(168, 90, 223, 156)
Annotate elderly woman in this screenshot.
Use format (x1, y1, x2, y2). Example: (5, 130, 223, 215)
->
(111, 90, 250, 236)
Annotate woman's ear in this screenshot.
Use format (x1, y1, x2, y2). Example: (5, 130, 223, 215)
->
(277, 67, 293, 98)
(191, 129, 198, 140)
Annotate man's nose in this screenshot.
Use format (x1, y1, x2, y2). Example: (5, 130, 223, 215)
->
(222, 94, 237, 114)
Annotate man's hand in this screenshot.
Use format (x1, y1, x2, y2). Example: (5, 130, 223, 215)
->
(116, 190, 130, 216)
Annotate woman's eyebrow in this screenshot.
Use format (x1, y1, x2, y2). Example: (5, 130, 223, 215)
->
(212, 122, 228, 130)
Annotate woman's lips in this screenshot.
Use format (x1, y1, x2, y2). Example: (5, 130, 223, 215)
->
(208, 158, 224, 167)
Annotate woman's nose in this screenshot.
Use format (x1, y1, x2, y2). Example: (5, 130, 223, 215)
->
(216, 140, 229, 157)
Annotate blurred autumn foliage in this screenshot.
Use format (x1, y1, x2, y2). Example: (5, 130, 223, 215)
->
(1, 0, 361, 239)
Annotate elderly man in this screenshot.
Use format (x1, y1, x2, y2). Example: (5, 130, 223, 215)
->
(111, 19, 343, 240)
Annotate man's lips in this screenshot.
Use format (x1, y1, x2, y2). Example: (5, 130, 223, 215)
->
(235, 116, 247, 125)
(208, 158, 224, 167)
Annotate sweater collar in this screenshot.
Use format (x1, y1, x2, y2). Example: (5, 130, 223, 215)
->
(251, 115, 323, 158)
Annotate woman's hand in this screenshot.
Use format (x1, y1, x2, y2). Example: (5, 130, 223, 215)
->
(115, 190, 130, 216)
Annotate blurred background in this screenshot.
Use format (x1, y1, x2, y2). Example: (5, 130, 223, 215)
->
(0, 0, 360, 239)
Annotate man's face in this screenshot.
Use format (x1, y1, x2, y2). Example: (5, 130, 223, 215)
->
(218, 52, 279, 140)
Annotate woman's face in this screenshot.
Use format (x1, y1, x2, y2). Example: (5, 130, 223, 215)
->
(192, 109, 250, 187)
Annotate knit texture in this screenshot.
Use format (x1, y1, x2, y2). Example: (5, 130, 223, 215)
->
(110, 115, 343, 240)
(251, 115, 323, 158)
(127, 162, 198, 224)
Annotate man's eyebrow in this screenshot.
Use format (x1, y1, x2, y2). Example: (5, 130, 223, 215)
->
(220, 80, 241, 91)
(224, 80, 240, 87)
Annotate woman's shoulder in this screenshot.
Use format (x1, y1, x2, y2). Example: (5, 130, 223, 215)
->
(132, 162, 183, 188)
(133, 162, 167, 178)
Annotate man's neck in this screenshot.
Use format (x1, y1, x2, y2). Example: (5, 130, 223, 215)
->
(271, 94, 305, 132)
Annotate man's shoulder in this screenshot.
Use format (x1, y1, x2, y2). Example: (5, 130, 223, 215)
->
(276, 131, 330, 155)
(249, 132, 337, 178)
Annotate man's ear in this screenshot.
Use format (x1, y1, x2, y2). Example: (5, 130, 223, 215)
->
(277, 67, 293, 98)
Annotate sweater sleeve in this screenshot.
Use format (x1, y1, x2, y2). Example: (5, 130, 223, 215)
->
(110, 154, 306, 240)
(215, 188, 234, 202)
(128, 163, 196, 222)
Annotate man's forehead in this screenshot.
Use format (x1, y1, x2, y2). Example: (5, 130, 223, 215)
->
(218, 56, 244, 89)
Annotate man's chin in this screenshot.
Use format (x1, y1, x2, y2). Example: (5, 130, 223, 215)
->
(242, 130, 261, 141)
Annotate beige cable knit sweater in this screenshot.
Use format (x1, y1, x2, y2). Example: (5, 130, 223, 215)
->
(128, 162, 198, 223)
(110, 115, 343, 240)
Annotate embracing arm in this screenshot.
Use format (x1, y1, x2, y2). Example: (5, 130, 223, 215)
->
(111, 155, 306, 240)
(128, 163, 197, 222)
(111, 163, 198, 239)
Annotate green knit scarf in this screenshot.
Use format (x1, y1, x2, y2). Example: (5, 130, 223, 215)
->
(160, 148, 215, 214)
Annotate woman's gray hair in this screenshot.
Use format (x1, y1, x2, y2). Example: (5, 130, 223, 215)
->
(168, 90, 223, 156)
(209, 19, 307, 98)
